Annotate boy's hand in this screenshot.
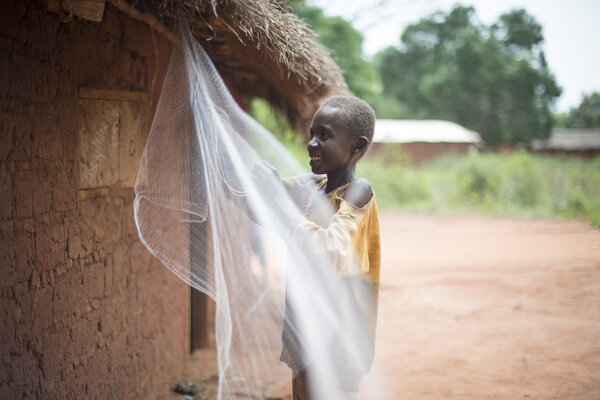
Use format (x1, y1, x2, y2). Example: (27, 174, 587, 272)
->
(253, 160, 279, 181)
(253, 160, 279, 188)
(251, 160, 301, 227)
(252, 160, 286, 201)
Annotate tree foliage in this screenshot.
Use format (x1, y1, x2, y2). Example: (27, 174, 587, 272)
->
(556, 92, 600, 129)
(289, 1, 382, 106)
(376, 6, 561, 146)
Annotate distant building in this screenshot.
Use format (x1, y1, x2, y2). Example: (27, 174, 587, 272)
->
(531, 129, 600, 158)
(368, 119, 482, 164)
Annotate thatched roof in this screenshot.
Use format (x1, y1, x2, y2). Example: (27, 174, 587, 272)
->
(106, 0, 351, 131)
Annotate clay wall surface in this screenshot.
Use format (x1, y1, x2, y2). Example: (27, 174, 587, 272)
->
(0, 1, 190, 398)
(368, 142, 472, 165)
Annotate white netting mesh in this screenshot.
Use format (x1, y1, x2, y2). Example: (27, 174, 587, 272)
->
(134, 23, 375, 399)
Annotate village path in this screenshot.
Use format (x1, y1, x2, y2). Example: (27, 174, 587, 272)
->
(361, 212, 600, 400)
(168, 212, 600, 400)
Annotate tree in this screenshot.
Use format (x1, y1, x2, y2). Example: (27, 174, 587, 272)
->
(556, 93, 600, 129)
(290, 1, 381, 104)
(376, 6, 561, 146)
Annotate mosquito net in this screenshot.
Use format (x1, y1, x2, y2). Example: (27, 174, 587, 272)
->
(134, 23, 376, 399)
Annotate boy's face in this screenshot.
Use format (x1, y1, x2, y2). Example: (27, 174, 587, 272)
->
(307, 106, 356, 175)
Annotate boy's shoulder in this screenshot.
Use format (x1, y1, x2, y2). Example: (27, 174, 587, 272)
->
(344, 178, 373, 208)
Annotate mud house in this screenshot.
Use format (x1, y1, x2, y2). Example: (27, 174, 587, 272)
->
(369, 119, 482, 165)
(0, 0, 347, 397)
(531, 129, 600, 159)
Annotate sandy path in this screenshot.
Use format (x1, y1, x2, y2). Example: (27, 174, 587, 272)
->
(169, 213, 600, 399)
(361, 213, 600, 399)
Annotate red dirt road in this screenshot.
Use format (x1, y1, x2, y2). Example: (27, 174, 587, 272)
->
(170, 213, 600, 399)
(361, 213, 600, 399)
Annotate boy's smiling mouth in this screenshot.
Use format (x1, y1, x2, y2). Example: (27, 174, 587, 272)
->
(310, 156, 322, 161)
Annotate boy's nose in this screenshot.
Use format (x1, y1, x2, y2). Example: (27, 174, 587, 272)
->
(307, 139, 318, 151)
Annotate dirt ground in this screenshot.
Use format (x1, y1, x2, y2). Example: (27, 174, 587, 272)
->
(170, 212, 600, 399)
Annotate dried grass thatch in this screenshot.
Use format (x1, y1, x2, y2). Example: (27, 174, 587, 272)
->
(108, 0, 350, 131)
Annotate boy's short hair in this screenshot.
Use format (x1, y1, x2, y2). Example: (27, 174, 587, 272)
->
(321, 96, 376, 142)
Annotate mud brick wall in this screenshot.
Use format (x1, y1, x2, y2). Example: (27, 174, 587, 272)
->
(0, 2, 190, 398)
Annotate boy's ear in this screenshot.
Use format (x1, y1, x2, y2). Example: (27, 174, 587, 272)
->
(352, 136, 369, 154)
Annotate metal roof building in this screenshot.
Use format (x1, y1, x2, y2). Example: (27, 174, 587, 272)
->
(531, 129, 600, 157)
(369, 119, 482, 164)
(374, 119, 482, 144)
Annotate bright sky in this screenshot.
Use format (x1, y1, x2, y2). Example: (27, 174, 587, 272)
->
(308, 0, 600, 112)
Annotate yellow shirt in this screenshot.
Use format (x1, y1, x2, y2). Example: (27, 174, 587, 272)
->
(292, 177, 381, 282)
(280, 176, 381, 376)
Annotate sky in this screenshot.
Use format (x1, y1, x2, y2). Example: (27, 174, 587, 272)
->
(308, 0, 600, 112)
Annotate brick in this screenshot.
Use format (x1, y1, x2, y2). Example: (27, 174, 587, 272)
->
(0, 382, 20, 400)
(31, 103, 64, 160)
(125, 276, 142, 313)
(32, 179, 52, 216)
(108, 331, 127, 370)
(13, 281, 28, 298)
(104, 203, 123, 244)
(0, 236, 34, 288)
(100, 292, 124, 337)
(0, 111, 33, 161)
(18, 285, 52, 337)
(72, 312, 98, 355)
(137, 340, 157, 374)
(0, 38, 10, 100)
(66, 220, 93, 260)
(40, 330, 75, 382)
(0, 297, 17, 360)
(130, 241, 151, 273)
(10, 51, 58, 103)
(0, 219, 14, 240)
(0, 362, 8, 385)
(119, 198, 139, 239)
(0, 162, 12, 218)
(52, 162, 76, 212)
(14, 166, 35, 218)
(104, 258, 113, 297)
(112, 244, 131, 285)
(83, 262, 104, 301)
(35, 222, 65, 273)
(52, 267, 82, 323)
(29, 269, 41, 289)
(78, 348, 108, 396)
(44, 380, 68, 399)
(67, 235, 82, 260)
(9, 349, 39, 392)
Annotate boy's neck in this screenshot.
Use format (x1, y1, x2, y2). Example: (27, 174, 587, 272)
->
(325, 168, 355, 193)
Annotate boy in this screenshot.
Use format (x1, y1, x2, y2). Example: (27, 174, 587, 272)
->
(260, 96, 381, 400)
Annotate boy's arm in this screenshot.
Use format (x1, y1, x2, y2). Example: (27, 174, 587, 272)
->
(241, 160, 303, 227)
(293, 180, 374, 277)
(245, 165, 374, 277)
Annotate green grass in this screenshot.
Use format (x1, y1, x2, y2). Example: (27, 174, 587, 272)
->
(357, 151, 600, 227)
(249, 98, 600, 227)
